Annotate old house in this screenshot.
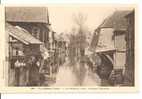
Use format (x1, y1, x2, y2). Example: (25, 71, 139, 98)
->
(6, 23, 42, 86)
(5, 7, 51, 49)
(124, 10, 135, 86)
(5, 7, 57, 86)
(90, 10, 131, 85)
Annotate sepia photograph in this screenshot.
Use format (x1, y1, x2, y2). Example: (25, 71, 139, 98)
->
(3, 5, 135, 89)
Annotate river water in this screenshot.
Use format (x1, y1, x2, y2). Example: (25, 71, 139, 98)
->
(52, 59, 101, 86)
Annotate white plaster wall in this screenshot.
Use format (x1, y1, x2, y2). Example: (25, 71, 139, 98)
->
(97, 28, 114, 51)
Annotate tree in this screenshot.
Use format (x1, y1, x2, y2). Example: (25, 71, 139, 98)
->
(72, 12, 88, 58)
(71, 12, 89, 85)
(73, 12, 87, 28)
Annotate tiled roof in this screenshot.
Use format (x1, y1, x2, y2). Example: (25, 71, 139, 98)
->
(6, 23, 43, 45)
(100, 10, 131, 31)
(125, 10, 135, 18)
(5, 7, 49, 23)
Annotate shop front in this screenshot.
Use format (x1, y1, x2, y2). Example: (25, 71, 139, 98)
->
(6, 23, 42, 86)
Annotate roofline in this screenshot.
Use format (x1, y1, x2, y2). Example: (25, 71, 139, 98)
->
(99, 27, 127, 31)
(6, 23, 43, 45)
(99, 27, 113, 29)
(9, 32, 43, 45)
(5, 7, 49, 23)
(125, 10, 135, 18)
(96, 49, 116, 53)
(8, 31, 29, 45)
(6, 21, 49, 24)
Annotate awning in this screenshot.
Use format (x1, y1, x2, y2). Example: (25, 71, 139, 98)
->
(6, 23, 43, 45)
(96, 46, 116, 53)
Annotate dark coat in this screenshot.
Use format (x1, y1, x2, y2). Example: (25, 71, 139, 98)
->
(28, 62, 39, 86)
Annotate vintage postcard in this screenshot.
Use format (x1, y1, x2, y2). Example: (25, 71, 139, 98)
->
(0, 4, 138, 93)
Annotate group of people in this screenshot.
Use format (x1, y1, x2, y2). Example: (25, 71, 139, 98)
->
(13, 50, 66, 86)
(13, 55, 51, 86)
(13, 56, 40, 86)
(12, 49, 114, 87)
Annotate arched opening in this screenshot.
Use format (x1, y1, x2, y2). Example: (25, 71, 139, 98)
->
(96, 53, 113, 80)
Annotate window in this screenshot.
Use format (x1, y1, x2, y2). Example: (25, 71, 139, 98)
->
(31, 26, 40, 39)
(114, 52, 126, 69)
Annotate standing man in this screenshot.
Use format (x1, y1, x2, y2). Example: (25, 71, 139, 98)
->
(14, 58, 21, 86)
(27, 56, 40, 86)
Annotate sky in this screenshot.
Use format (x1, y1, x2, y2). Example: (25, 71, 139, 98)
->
(48, 5, 134, 35)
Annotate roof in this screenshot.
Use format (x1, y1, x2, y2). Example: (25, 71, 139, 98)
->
(125, 10, 135, 18)
(6, 23, 43, 45)
(99, 10, 131, 31)
(5, 7, 49, 23)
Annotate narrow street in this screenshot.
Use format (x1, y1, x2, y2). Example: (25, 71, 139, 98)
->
(51, 57, 101, 86)
(82, 68, 101, 86)
(6, 6, 135, 87)
(52, 58, 78, 86)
